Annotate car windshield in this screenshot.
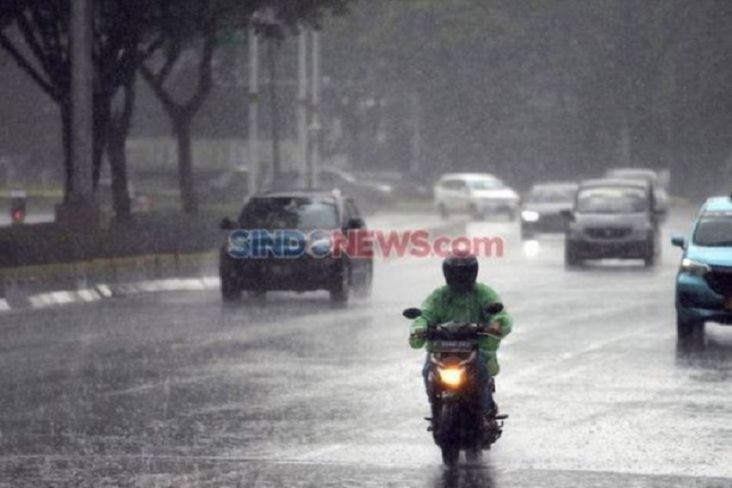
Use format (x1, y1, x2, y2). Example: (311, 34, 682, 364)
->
(239, 197, 338, 230)
(607, 170, 660, 186)
(576, 187, 648, 214)
(468, 178, 504, 190)
(693, 213, 732, 246)
(527, 187, 576, 203)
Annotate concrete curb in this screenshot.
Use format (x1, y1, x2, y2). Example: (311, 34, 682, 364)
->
(0, 213, 466, 314)
(0, 252, 217, 313)
(1, 277, 222, 312)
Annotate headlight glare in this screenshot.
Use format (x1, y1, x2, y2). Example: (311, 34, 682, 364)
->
(521, 210, 540, 222)
(438, 367, 464, 387)
(680, 258, 709, 276)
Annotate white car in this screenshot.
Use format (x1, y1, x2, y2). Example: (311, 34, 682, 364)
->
(434, 173, 520, 220)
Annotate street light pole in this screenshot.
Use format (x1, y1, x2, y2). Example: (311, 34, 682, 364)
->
(267, 34, 281, 187)
(410, 91, 422, 175)
(247, 26, 260, 199)
(297, 30, 309, 188)
(309, 30, 321, 189)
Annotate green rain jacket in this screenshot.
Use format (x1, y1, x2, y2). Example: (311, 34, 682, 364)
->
(409, 283, 512, 376)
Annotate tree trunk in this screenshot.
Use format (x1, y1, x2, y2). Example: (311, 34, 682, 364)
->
(107, 126, 131, 221)
(173, 115, 198, 214)
(105, 81, 136, 222)
(60, 100, 73, 203)
(93, 92, 111, 191)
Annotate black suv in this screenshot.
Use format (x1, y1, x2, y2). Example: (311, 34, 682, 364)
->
(219, 190, 373, 303)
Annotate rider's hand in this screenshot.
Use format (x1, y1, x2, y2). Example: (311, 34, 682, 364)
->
(411, 329, 426, 340)
(487, 322, 502, 336)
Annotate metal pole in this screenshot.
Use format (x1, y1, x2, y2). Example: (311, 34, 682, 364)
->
(410, 91, 422, 175)
(310, 30, 321, 189)
(297, 30, 309, 188)
(69, 0, 94, 203)
(247, 27, 259, 198)
(267, 36, 281, 187)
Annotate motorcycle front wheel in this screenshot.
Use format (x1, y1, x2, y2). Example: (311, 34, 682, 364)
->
(438, 403, 460, 466)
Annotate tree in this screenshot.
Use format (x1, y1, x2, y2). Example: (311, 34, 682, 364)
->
(140, 0, 354, 214)
(0, 0, 158, 221)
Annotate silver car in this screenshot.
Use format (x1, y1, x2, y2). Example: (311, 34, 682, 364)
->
(563, 179, 664, 267)
(433, 173, 519, 220)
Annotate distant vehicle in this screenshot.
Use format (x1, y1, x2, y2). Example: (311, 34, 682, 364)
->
(219, 189, 373, 303)
(318, 168, 394, 212)
(563, 178, 664, 267)
(433, 173, 519, 220)
(604, 167, 669, 214)
(354, 170, 432, 200)
(520, 182, 578, 239)
(203, 165, 250, 203)
(9, 189, 26, 225)
(671, 195, 732, 344)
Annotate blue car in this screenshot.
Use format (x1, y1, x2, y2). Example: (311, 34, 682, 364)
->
(672, 196, 732, 342)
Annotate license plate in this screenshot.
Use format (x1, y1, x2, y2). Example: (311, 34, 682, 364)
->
(725, 297, 732, 310)
(432, 341, 473, 352)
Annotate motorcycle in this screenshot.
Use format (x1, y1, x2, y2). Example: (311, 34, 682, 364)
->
(403, 303, 508, 466)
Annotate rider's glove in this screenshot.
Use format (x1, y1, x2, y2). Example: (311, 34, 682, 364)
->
(409, 328, 427, 348)
(487, 322, 502, 336)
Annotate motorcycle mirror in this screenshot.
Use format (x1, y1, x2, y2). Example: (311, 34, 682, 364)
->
(484, 303, 504, 315)
(402, 307, 422, 319)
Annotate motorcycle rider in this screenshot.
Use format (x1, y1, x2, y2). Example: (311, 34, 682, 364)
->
(409, 251, 512, 420)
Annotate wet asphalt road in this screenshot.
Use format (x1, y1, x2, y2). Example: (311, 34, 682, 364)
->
(0, 208, 731, 487)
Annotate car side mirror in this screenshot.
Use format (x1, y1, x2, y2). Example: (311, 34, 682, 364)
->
(559, 209, 574, 221)
(402, 307, 422, 319)
(345, 217, 365, 230)
(484, 303, 504, 315)
(220, 217, 236, 230)
(671, 235, 685, 248)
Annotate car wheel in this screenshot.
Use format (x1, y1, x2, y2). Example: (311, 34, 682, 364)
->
(220, 270, 241, 302)
(330, 263, 350, 303)
(677, 315, 705, 345)
(441, 444, 460, 467)
(643, 251, 655, 267)
(564, 241, 581, 267)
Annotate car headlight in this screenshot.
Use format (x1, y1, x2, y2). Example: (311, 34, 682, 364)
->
(521, 210, 540, 222)
(680, 258, 710, 276)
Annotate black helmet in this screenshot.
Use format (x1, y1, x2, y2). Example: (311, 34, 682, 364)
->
(442, 252, 478, 293)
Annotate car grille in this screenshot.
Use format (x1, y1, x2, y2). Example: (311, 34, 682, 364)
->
(538, 214, 565, 229)
(705, 267, 732, 296)
(584, 227, 632, 239)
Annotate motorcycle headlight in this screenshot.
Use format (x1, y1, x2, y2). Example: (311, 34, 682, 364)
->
(680, 258, 710, 277)
(521, 210, 540, 222)
(438, 367, 464, 387)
